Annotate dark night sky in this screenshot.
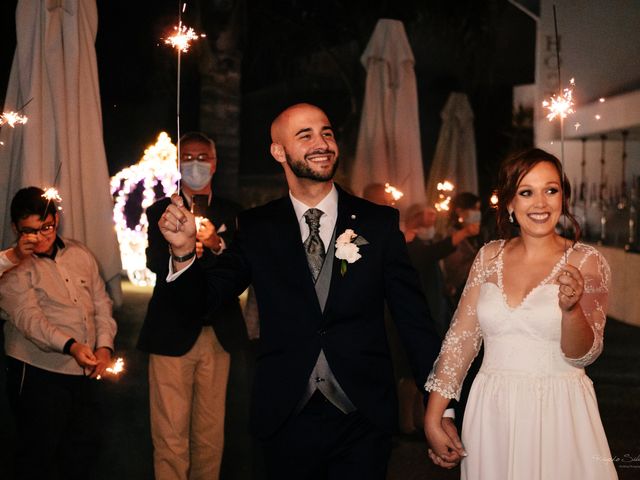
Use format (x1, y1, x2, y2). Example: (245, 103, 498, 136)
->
(1, 0, 537, 193)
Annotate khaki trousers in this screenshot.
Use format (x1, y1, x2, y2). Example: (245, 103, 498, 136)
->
(149, 327, 230, 480)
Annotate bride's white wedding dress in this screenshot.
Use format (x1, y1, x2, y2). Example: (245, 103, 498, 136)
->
(426, 240, 618, 480)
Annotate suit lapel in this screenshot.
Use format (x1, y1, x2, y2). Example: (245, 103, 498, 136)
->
(322, 186, 360, 322)
(272, 197, 324, 318)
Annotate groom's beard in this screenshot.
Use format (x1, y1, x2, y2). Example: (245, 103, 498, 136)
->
(286, 151, 338, 182)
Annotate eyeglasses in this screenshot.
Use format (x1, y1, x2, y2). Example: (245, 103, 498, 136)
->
(18, 223, 56, 236)
(181, 153, 214, 162)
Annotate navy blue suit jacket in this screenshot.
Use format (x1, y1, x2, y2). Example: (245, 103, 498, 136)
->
(148, 185, 441, 438)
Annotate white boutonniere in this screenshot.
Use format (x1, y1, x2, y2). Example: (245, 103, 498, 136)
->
(335, 229, 368, 276)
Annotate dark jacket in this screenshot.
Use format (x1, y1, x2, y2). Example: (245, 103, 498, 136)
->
(146, 186, 441, 438)
(137, 194, 248, 355)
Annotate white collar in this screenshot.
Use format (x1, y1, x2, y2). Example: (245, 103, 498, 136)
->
(289, 184, 338, 221)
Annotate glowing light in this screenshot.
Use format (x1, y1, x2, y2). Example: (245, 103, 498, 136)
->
(0, 111, 28, 127)
(164, 23, 205, 53)
(574, 122, 581, 131)
(106, 357, 125, 375)
(435, 180, 455, 212)
(599, 97, 605, 103)
(595, 114, 601, 120)
(384, 183, 404, 203)
(42, 187, 62, 203)
(111, 132, 180, 286)
(96, 358, 125, 380)
(490, 192, 499, 207)
(542, 78, 575, 121)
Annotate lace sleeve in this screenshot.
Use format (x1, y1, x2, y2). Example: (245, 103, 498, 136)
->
(424, 244, 489, 400)
(562, 246, 611, 368)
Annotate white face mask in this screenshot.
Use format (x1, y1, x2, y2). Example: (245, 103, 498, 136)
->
(416, 226, 436, 241)
(466, 210, 482, 225)
(180, 161, 213, 191)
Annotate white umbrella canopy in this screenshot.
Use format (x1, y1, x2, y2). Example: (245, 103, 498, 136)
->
(425, 92, 478, 204)
(351, 19, 426, 209)
(0, 0, 122, 305)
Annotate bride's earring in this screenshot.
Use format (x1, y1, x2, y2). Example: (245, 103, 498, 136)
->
(509, 210, 514, 223)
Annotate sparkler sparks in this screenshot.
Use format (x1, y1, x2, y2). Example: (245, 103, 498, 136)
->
(96, 358, 125, 380)
(164, 23, 205, 53)
(41, 187, 62, 203)
(384, 183, 404, 203)
(542, 78, 575, 121)
(0, 111, 28, 127)
(435, 180, 455, 212)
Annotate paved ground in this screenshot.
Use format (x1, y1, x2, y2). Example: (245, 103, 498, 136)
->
(1, 280, 639, 479)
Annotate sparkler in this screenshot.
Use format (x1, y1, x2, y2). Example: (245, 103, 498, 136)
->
(542, 78, 574, 121)
(384, 183, 404, 204)
(163, 2, 205, 192)
(0, 111, 28, 127)
(194, 215, 205, 231)
(434, 180, 455, 212)
(544, 6, 577, 259)
(96, 357, 125, 380)
(164, 24, 205, 53)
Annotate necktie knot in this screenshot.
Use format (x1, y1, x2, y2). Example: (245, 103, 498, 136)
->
(304, 208, 323, 233)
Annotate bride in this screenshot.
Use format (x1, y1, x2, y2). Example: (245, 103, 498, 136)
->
(424, 148, 618, 480)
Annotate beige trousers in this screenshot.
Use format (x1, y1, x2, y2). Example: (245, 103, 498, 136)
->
(149, 327, 230, 480)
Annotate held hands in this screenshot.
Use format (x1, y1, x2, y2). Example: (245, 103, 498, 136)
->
(557, 264, 584, 312)
(424, 416, 466, 469)
(159, 194, 197, 255)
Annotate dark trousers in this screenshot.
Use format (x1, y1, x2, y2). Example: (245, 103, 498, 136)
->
(5, 357, 101, 480)
(262, 391, 392, 480)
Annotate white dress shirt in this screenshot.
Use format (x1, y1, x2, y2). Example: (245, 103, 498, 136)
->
(288, 184, 338, 248)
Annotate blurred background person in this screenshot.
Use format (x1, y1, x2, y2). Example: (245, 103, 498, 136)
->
(443, 192, 482, 305)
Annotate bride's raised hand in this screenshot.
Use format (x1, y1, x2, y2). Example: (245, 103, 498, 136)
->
(557, 264, 584, 312)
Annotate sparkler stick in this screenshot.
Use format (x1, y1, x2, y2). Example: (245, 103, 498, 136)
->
(542, 6, 576, 260)
(163, 2, 205, 193)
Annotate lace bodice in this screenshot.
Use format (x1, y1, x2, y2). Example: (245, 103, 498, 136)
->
(425, 240, 611, 400)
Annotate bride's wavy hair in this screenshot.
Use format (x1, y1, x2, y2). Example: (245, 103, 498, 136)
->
(496, 148, 581, 242)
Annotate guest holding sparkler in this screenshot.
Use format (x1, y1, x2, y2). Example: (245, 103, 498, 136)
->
(138, 132, 252, 480)
(0, 187, 117, 480)
(424, 149, 617, 479)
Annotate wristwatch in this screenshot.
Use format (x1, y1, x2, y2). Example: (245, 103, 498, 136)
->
(170, 247, 196, 262)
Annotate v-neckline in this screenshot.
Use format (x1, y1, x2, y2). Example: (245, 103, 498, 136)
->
(497, 240, 573, 310)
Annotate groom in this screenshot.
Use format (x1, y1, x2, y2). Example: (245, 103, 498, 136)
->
(152, 103, 456, 479)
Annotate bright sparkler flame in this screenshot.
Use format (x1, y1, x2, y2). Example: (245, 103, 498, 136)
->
(542, 78, 575, 121)
(106, 358, 125, 375)
(384, 183, 404, 202)
(435, 180, 455, 212)
(490, 192, 499, 206)
(0, 111, 28, 127)
(195, 216, 205, 231)
(164, 23, 205, 53)
(42, 187, 62, 203)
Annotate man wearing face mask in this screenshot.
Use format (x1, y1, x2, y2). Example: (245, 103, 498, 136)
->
(138, 132, 251, 480)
